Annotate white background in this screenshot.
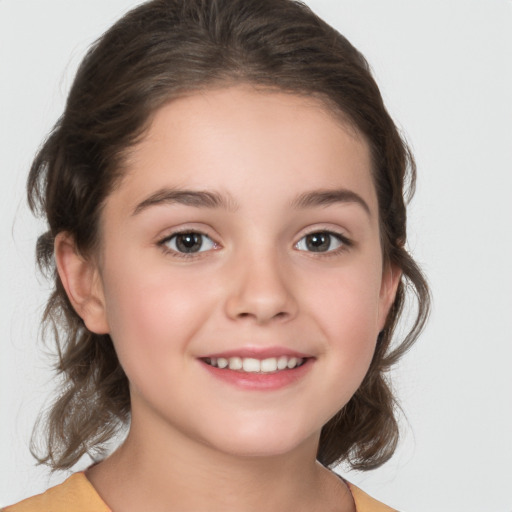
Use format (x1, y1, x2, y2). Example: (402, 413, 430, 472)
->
(1, 1, 511, 510)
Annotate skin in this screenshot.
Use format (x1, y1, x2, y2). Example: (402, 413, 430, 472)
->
(56, 85, 400, 512)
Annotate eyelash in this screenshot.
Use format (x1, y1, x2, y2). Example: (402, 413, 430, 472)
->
(157, 230, 219, 259)
(294, 230, 352, 257)
(157, 229, 352, 259)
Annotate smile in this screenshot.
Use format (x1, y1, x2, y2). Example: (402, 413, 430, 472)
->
(203, 356, 306, 373)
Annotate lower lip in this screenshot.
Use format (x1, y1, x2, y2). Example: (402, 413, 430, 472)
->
(199, 358, 314, 391)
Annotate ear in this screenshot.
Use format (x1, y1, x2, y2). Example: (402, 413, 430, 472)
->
(54, 232, 110, 334)
(377, 263, 402, 331)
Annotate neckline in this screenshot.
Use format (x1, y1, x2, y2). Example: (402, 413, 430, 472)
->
(76, 470, 361, 512)
(78, 470, 358, 512)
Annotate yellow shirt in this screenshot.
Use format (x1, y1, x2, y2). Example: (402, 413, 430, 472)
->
(2, 473, 396, 512)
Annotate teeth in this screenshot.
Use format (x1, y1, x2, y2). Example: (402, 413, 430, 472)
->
(228, 357, 242, 370)
(206, 356, 304, 373)
(287, 357, 298, 369)
(243, 358, 260, 372)
(277, 356, 288, 370)
(261, 358, 277, 372)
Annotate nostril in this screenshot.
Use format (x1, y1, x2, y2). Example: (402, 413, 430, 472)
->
(235, 311, 288, 321)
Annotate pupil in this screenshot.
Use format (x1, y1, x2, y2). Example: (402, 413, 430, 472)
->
(306, 233, 330, 252)
(176, 233, 202, 253)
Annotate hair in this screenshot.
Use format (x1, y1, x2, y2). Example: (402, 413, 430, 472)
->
(28, 0, 430, 471)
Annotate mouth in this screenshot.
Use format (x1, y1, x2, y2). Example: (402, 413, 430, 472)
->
(201, 355, 307, 374)
(198, 348, 314, 390)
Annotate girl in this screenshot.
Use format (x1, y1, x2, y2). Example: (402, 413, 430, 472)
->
(3, 0, 429, 510)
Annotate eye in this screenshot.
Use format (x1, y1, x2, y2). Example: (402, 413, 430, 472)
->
(295, 231, 348, 253)
(161, 232, 217, 254)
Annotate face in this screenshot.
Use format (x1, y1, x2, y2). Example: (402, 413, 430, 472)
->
(78, 85, 398, 459)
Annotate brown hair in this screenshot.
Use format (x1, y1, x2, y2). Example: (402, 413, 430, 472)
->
(28, 0, 430, 471)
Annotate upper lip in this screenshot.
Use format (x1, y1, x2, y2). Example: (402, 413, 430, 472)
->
(199, 346, 314, 360)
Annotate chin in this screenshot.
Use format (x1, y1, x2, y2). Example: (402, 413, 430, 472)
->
(198, 420, 319, 460)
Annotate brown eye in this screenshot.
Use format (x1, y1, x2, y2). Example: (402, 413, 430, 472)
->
(163, 232, 216, 254)
(295, 231, 346, 253)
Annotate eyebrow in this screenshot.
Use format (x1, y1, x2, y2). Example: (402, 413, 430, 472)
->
(132, 187, 371, 217)
(290, 188, 371, 216)
(132, 188, 238, 215)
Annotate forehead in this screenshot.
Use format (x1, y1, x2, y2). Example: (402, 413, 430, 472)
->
(112, 85, 376, 216)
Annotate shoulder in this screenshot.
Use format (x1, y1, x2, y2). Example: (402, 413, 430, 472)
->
(347, 482, 398, 512)
(3, 474, 396, 512)
(2, 473, 111, 512)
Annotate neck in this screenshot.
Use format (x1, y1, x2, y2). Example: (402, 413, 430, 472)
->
(86, 415, 353, 512)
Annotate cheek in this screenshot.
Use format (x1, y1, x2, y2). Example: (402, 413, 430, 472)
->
(100, 259, 216, 371)
(309, 264, 383, 332)
(303, 261, 384, 371)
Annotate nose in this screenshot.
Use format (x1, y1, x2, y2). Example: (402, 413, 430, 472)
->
(224, 251, 298, 324)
